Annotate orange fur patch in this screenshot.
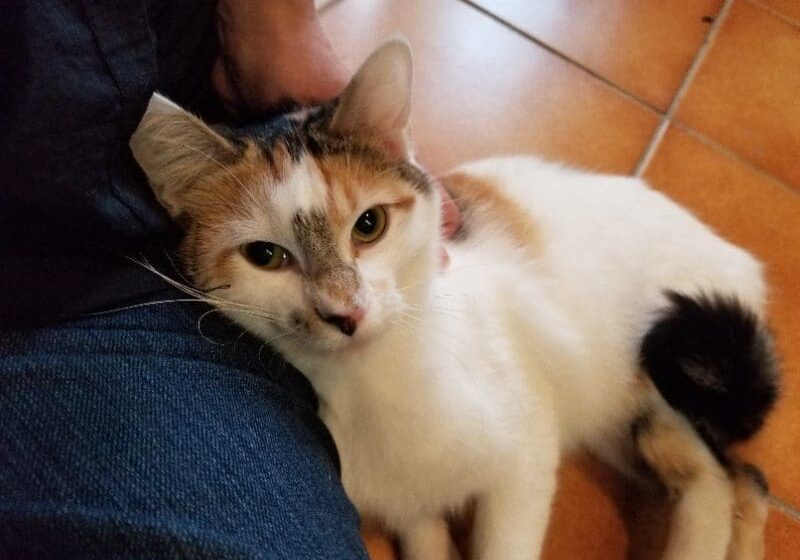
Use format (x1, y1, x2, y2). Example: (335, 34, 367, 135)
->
(315, 153, 420, 233)
(439, 171, 540, 255)
(179, 140, 274, 286)
(635, 412, 704, 492)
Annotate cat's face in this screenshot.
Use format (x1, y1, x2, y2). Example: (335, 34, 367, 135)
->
(131, 39, 441, 356)
(185, 144, 439, 356)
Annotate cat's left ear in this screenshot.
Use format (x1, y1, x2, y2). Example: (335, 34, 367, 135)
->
(330, 37, 413, 159)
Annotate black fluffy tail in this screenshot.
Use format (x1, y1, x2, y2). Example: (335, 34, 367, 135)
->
(640, 291, 779, 455)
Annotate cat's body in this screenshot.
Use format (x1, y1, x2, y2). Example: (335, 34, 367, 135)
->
(131, 40, 778, 560)
(296, 157, 771, 559)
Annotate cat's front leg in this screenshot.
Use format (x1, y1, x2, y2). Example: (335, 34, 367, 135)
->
(399, 516, 458, 560)
(470, 461, 557, 560)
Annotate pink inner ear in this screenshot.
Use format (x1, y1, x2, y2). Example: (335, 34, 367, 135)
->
(375, 132, 409, 160)
(364, 102, 411, 159)
(337, 95, 409, 158)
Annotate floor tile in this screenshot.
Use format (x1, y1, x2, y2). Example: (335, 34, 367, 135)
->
(765, 507, 800, 559)
(321, 0, 659, 175)
(676, 0, 800, 190)
(543, 457, 649, 560)
(467, 0, 723, 110)
(644, 125, 800, 507)
(755, 0, 800, 24)
(551, 461, 800, 560)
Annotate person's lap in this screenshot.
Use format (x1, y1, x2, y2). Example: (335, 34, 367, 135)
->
(0, 288, 367, 559)
(2, 2, 367, 556)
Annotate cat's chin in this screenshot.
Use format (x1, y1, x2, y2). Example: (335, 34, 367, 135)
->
(312, 325, 380, 354)
(277, 319, 390, 363)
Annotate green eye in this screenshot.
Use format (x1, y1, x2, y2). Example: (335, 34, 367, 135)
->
(242, 241, 292, 270)
(352, 206, 387, 244)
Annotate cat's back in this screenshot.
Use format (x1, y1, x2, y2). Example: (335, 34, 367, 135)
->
(440, 155, 766, 448)
(441, 155, 764, 317)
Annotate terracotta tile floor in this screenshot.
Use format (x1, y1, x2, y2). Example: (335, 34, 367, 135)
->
(319, 0, 800, 557)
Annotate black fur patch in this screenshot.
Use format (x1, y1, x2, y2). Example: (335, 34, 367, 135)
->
(640, 291, 779, 454)
(217, 108, 317, 162)
(217, 102, 434, 194)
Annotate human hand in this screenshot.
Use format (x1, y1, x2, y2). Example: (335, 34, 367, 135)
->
(212, 0, 349, 115)
(211, 2, 460, 259)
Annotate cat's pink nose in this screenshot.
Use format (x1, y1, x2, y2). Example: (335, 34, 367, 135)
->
(316, 307, 365, 336)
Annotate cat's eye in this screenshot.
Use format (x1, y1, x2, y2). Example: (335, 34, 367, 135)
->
(352, 206, 387, 244)
(241, 241, 292, 270)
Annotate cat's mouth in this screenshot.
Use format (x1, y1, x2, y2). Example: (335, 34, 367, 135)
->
(307, 310, 382, 353)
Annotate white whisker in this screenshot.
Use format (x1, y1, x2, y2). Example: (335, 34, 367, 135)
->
(81, 298, 210, 317)
(196, 308, 227, 346)
(162, 250, 194, 288)
(261, 327, 303, 347)
(119, 255, 279, 319)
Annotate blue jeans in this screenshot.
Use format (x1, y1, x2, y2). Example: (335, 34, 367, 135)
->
(0, 288, 368, 558)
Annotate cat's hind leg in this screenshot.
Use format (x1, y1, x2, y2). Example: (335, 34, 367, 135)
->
(634, 291, 778, 560)
(633, 396, 735, 560)
(726, 464, 769, 560)
(634, 412, 770, 560)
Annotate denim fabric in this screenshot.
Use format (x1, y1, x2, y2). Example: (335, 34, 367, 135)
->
(1, 2, 368, 557)
(0, 0, 225, 327)
(0, 290, 368, 559)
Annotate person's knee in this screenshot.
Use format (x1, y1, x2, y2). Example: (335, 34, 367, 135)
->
(0, 310, 366, 559)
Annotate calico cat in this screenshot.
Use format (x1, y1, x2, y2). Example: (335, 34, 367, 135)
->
(131, 39, 779, 560)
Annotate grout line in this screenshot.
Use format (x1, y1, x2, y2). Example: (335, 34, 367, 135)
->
(631, 117, 672, 178)
(456, 0, 800, 197)
(769, 495, 800, 523)
(672, 121, 800, 198)
(632, 0, 737, 177)
(747, 0, 800, 29)
(457, 0, 663, 116)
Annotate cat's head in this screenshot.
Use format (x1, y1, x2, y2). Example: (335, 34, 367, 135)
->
(131, 39, 440, 356)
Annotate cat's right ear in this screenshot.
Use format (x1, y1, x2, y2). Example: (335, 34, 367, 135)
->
(130, 93, 237, 218)
(329, 37, 413, 159)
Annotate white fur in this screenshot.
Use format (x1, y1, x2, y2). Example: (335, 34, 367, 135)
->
(263, 156, 764, 560)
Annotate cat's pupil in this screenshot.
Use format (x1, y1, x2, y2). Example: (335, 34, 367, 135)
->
(246, 241, 276, 266)
(356, 210, 378, 235)
(352, 206, 387, 244)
